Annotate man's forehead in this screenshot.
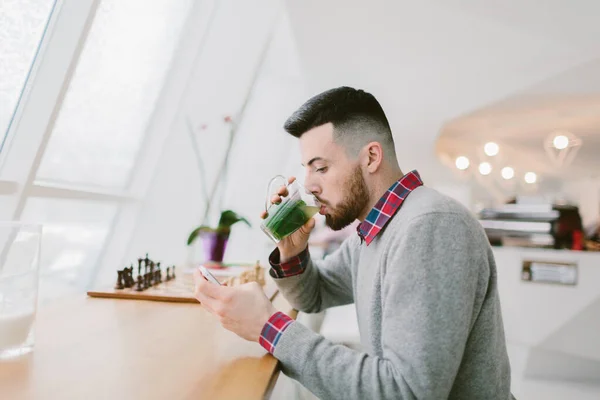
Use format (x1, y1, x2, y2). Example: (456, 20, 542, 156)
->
(300, 123, 334, 144)
(299, 124, 342, 165)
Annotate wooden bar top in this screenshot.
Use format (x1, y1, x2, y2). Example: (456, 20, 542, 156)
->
(0, 291, 296, 400)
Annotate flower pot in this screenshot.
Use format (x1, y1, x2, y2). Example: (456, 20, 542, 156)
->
(201, 231, 229, 263)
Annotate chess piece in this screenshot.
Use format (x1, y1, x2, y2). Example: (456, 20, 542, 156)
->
(148, 262, 154, 286)
(156, 262, 162, 283)
(255, 264, 265, 286)
(253, 262, 261, 283)
(239, 270, 249, 284)
(122, 266, 130, 288)
(172, 265, 176, 279)
(130, 265, 136, 287)
(144, 253, 150, 271)
(143, 273, 150, 289)
(154, 270, 161, 284)
(165, 267, 171, 281)
(137, 258, 142, 277)
(135, 275, 144, 291)
(114, 270, 125, 290)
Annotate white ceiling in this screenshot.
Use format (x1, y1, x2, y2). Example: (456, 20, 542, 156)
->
(283, 0, 600, 185)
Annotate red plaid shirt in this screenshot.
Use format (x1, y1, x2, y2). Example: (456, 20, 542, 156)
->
(259, 170, 423, 353)
(259, 311, 294, 353)
(357, 170, 423, 245)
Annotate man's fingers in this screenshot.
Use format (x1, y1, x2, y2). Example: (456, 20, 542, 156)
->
(287, 176, 296, 185)
(277, 186, 289, 197)
(194, 268, 232, 300)
(260, 211, 268, 219)
(195, 291, 217, 313)
(300, 217, 316, 234)
(270, 194, 282, 204)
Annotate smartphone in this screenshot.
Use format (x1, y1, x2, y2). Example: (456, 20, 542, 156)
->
(199, 265, 221, 285)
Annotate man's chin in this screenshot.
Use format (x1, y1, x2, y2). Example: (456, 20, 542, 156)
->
(325, 214, 354, 231)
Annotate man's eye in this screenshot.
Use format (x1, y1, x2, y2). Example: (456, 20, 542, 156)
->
(316, 167, 327, 173)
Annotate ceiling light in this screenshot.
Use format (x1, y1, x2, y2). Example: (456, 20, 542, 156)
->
(455, 156, 470, 170)
(552, 135, 569, 150)
(524, 172, 537, 184)
(484, 142, 499, 156)
(478, 162, 492, 175)
(501, 167, 514, 180)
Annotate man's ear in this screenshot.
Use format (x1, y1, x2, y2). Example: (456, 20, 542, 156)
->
(363, 142, 384, 173)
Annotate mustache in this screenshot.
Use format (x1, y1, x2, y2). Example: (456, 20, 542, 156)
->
(314, 196, 327, 205)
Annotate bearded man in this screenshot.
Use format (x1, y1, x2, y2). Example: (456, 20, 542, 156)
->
(194, 87, 514, 400)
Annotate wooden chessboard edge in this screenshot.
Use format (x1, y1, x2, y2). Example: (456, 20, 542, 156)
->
(86, 290, 199, 304)
(87, 283, 278, 303)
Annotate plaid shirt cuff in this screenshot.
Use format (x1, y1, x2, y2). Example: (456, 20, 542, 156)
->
(268, 247, 309, 278)
(259, 311, 294, 353)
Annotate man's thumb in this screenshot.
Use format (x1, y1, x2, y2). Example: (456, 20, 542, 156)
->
(300, 218, 316, 235)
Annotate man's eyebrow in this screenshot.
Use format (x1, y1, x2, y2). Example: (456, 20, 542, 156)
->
(301, 157, 326, 167)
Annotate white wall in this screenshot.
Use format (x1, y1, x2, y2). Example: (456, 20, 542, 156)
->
(116, 3, 306, 276)
(494, 247, 600, 382)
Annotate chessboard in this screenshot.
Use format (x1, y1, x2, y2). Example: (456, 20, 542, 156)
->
(87, 254, 278, 304)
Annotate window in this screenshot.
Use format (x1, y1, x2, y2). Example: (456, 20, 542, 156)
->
(27, 0, 194, 300)
(0, 0, 56, 156)
(36, 0, 193, 188)
(20, 198, 117, 300)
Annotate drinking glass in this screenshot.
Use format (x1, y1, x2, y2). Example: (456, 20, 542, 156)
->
(260, 175, 320, 243)
(0, 222, 42, 360)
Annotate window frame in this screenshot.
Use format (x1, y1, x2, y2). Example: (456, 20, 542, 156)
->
(0, 0, 217, 292)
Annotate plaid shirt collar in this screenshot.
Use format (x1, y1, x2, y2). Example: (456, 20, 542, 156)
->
(357, 170, 423, 245)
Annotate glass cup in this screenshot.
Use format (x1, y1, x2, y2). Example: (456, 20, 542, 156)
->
(260, 175, 321, 243)
(0, 222, 42, 360)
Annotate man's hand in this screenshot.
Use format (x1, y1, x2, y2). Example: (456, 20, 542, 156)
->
(193, 269, 277, 342)
(260, 176, 316, 262)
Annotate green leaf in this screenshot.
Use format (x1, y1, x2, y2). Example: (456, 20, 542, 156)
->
(217, 210, 251, 230)
(187, 210, 250, 246)
(186, 225, 214, 245)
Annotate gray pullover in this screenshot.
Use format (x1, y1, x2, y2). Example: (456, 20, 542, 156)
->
(272, 186, 513, 399)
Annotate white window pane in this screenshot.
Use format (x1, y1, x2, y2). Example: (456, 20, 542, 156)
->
(0, 0, 56, 154)
(37, 0, 193, 188)
(20, 198, 117, 302)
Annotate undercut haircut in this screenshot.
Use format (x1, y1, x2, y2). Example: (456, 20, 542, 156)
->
(284, 86, 396, 161)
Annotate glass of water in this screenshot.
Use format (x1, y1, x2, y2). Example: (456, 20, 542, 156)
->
(0, 222, 42, 360)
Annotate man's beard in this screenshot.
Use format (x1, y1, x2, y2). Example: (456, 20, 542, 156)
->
(324, 165, 370, 231)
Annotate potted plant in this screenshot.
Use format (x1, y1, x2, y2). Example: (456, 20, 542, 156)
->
(187, 210, 251, 263)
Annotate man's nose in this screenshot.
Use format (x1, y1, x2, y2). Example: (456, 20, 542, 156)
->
(304, 174, 321, 196)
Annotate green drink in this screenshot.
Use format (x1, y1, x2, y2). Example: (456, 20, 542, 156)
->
(261, 176, 321, 243)
(262, 200, 320, 243)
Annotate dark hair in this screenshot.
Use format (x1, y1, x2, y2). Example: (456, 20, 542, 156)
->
(283, 87, 395, 157)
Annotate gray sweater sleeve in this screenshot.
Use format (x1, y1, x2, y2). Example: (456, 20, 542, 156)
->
(272, 213, 486, 399)
(271, 236, 359, 313)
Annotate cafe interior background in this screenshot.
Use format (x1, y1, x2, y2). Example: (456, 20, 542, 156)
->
(1, 0, 600, 399)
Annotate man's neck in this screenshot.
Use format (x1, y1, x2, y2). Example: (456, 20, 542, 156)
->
(358, 169, 405, 221)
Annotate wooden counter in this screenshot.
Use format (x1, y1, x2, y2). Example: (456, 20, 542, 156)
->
(0, 291, 296, 400)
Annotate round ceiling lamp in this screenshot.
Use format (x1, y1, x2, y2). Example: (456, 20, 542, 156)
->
(479, 162, 492, 175)
(524, 172, 537, 184)
(552, 135, 569, 150)
(544, 131, 582, 167)
(484, 142, 499, 156)
(455, 156, 470, 170)
(501, 167, 514, 180)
